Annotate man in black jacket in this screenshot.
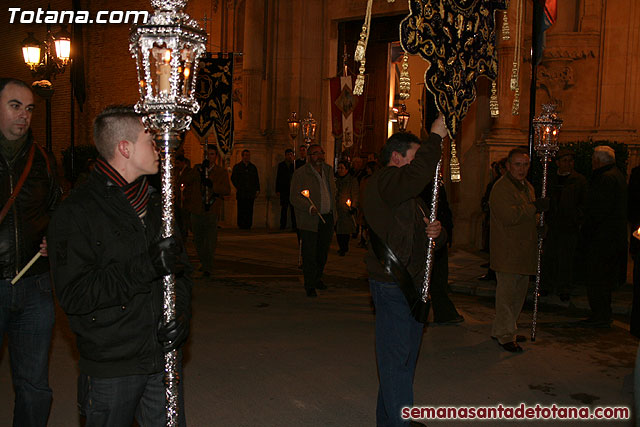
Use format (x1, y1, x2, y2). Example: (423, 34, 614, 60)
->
(48, 106, 192, 426)
(363, 114, 446, 426)
(0, 78, 61, 427)
(231, 149, 260, 229)
(275, 148, 296, 230)
(581, 145, 627, 328)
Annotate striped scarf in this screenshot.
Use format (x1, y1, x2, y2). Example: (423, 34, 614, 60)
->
(95, 158, 150, 218)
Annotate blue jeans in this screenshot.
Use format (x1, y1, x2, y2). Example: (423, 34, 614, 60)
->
(370, 279, 424, 427)
(0, 272, 55, 427)
(78, 361, 186, 427)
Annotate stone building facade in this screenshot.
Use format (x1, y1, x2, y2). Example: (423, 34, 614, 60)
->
(1, 0, 638, 247)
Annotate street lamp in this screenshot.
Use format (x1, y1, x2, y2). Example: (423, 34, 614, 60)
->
(530, 103, 562, 342)
(396, 104, 410, 132)
(21, 25, 72, 152)
(288, 112, 300, 143)
(129, 1, 206, 424)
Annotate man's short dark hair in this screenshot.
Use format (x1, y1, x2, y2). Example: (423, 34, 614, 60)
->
(379, 132, 422, 166)
(206, 144, 217, 152)
(93, 105, 143, 161)
(285, 148, 293, 155)
(507, 147, 529, 163)
(0, 78, 31, 96)
(242, 149, 250, 155)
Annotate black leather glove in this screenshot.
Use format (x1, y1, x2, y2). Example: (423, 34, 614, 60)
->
(202, 159, 210, 169)
(532, 197, 550, 213)
(537, 223, 548, 240)
(157, 314, 189, 352)
(148, 236, 183, 277)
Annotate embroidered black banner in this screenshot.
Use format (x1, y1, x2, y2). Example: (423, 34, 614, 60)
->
(192, 55, 234, 155)
(400, 0, 507, 137)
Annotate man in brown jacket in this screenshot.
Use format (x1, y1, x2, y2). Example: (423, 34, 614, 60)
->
(290, 144, 336, 297)
(490, 147, 548, 352)
(363, 114, 446, 427)
(182, 145, 230, 277)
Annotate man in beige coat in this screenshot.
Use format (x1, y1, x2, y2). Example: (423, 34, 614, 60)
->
(290, 144, 336, 297)
(490, 147, 548, 352)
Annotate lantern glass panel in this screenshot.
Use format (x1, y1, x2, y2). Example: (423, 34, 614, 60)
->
(22, 46, 41, 68)
(152, 46, 172, 97)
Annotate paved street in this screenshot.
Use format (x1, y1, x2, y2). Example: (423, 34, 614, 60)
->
(1, 229, 637, 426)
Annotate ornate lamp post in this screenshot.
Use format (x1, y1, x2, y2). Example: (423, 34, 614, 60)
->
(129, 1, 207, 424)
(530, 104, 562, 342)
(21, 25, 72, 152)
(301, 112, 317, 145)
(288, 111, 300, 165)
(396, 104, 410, 132)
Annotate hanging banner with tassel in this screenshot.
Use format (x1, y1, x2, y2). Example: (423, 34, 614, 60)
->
(400, 0, 507, 181)
(192, 54, 234, 155)
(330, 75, 367, 150)
(353, 0, 374, 95)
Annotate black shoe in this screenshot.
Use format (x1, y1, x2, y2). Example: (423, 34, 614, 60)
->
(337, 250, 346, 256)
(306, 288, 317, 297)
(500, 341, 523, 353)
(434, 315, 464, 324)
(315, 281, 327, 290)
(479, 273, 496, 281)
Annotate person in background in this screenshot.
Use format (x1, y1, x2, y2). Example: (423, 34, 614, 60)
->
(540, 147, 587, 301)
(276, 148, 296, 231)
(183, 145, 231, 277)
(231, 149, 260, 229)
(581, 145, 627, 328)
(290, 144, 335, 297)
(335, 160, 359, 256)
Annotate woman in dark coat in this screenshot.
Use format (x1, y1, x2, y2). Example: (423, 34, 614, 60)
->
(335, 160, 359, 256)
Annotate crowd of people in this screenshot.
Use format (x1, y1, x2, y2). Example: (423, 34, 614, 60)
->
(0, 76, 635, 426)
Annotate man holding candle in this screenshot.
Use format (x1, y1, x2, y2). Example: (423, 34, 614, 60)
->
(0, 78, 61, 427)
(290, 144, 336, 297)
(48, 106, 192, 426)
(363, 114, 446, 426)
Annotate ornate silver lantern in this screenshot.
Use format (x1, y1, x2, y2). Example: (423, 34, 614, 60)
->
(301, 112, 317, 145)
(130, 1, 207, 425)
(530, 104, 562, 342)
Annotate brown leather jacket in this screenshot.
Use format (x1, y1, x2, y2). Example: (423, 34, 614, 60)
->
(363, 133, 443, 286)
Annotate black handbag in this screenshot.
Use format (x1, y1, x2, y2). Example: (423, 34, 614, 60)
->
(369, 228, 430, 323)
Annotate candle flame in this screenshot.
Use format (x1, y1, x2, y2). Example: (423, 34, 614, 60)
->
(163, 50, 171, 63)
(184, 67, 190, 78)
(346, 199, 352, 207)
(301, 190, 310, 198)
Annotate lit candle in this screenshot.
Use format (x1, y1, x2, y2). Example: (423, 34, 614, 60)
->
(156, 49, 171, 95)
(301, 190, 326, 224)
(634, 226, 640, 241)
(346, 199, 352, 208)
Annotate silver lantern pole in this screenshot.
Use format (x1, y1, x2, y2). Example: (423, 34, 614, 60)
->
(420, 147, 443, 303)
(130, 1, 207, 425)
(530, 104, 562, 342)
